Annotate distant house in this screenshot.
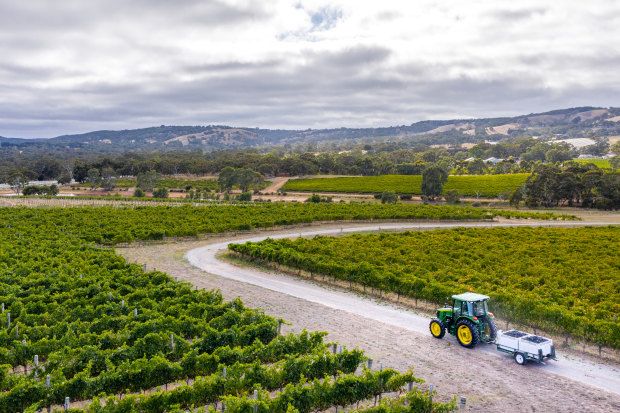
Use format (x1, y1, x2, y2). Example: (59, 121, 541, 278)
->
(464, 157, 476, 162)
(483, 157, 503, 165)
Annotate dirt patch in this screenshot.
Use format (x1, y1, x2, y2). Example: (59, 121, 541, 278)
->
(485, 123, 520, 135)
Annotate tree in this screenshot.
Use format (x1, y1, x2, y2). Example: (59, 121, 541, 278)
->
(73, 162, 89, 183)
(33, 158, 63, 180)
(509, 187, 523, 207)
(421, 166, 448, 200)
(582, 139, 610, 157)
(467, 159, 486, 175)
(545, 147, 573, 163)
(100, 168, 117, 191)
(609, 156, 620, 170)
(133, 188, 145, 197)
(580, 169, 603, 207)
(87, 168, 100, 189)
(57, 174, 72, 185)
(218, 167, 236, 192)
(7, 172, 29, 195)
(598, 171, 620, 208)
(137, 170, 161, 192)
(236, 168, 263, 192)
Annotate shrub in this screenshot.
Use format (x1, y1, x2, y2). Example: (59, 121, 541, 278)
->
(133, 188, 146, 198)
(237, 192, 252, 202)
(593, 198, 615, 210)
(444, 190, 460, 204)
(381, 191, 398, 204)
(153, 187, 169, 199)
(307, 194, 322, 203)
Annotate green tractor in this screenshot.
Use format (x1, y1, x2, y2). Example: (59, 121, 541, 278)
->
(429, 292, 498, 348)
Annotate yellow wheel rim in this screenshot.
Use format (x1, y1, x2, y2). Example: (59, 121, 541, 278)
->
(431, 322, 441, 336)
(458, 325, 472, 344)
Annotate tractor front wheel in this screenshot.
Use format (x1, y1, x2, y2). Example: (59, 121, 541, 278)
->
(429, 319, 446, 339)
(455, 319, 479, 348)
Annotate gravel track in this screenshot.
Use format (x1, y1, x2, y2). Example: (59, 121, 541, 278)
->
(118, 220, 620, 412)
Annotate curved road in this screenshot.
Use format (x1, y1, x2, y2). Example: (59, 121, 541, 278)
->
(186, 221, 620, 396)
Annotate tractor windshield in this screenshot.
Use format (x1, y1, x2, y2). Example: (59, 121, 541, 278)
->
(471, 301, 488, 316)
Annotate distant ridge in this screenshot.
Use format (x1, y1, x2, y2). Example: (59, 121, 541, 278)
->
(2, 106, 619, 154)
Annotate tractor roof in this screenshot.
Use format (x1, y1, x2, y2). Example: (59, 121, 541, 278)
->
(452, 292, 490, 302)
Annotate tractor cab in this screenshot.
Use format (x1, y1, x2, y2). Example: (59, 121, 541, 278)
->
(430, 292, 498, 348)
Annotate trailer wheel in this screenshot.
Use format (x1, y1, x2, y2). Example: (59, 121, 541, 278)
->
(514, 352, 527, 365)
(429, 319, 446, 339)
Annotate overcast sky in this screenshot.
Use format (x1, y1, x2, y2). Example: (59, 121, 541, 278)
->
(1, 0, 619, 138)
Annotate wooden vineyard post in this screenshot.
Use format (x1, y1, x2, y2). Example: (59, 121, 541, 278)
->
(46, 375, 51, 413)
(378, 362, 383, 402)
(429, 383, 434, 406)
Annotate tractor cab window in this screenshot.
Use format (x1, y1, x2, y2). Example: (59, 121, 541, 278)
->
(461, 301, 469, 316)
(471, 301, 487, 316)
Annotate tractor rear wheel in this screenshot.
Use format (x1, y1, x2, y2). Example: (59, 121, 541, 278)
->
(429, 319, 446, 339)
(455, 319, 479, 348)
(483, 317, 498, 342)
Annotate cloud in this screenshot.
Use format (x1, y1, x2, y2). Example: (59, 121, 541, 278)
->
(0, 0, 619, 138)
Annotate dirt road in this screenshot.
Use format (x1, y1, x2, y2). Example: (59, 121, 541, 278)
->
(119, 220, 620, 412)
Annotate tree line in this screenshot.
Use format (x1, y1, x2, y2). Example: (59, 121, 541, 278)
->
(511, 164, 620, 209)
(2, 138, 617, 185)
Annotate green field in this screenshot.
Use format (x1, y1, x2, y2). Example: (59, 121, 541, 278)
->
(572, 158, 612, 168)
(75, 176, 220, 190)
(230, 226, 620, 349)
(283, 174, 530, 197)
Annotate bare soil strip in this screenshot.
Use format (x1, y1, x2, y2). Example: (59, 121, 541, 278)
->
(118, 220, 620, 413)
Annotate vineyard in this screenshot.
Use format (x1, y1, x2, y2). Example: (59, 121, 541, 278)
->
(282, 174, 531, 197)
(572, 159, 612, 169)
(0, 206, 467, 412)
(1, 204, 570, 246)
(73, 177, 220, 190)
(229, 226, 620, 349)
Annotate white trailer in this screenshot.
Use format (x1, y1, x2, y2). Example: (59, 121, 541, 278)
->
(496, 330, 556, 365)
